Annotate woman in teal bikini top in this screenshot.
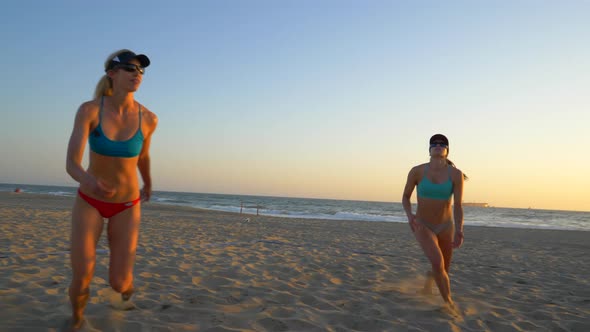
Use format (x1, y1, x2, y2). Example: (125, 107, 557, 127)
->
(417, 164, 453, 201)
(402, 134, 467, 310)
(415, 164, 455, 234)
(89, 96, 144, 158)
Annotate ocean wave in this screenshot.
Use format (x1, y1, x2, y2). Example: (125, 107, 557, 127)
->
(48, 191, 75, 197)
(253, 209, 405, 223)
(153, 197, 192, 205)
(3, 184, 587, 231)
(332, 211, 405, 222)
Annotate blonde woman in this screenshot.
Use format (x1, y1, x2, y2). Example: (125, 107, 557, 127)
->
(66, 49, 158, 329)
(402, 134, 466, 309)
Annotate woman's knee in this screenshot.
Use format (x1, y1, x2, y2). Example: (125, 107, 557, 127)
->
(109, 273, 133, 293)
(430, 260, 446, 274)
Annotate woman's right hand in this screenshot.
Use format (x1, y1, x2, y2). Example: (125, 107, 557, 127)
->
(408, 214, 417, 232)
(95, 179, 116, 198)
(83, 174, 116, 198)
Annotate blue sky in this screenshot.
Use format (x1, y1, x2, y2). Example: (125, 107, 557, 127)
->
(1, 1, 589, 211)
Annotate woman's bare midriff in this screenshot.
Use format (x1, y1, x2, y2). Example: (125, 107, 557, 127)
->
(81, 152, 140, 202)
(416, 197, 453, 224)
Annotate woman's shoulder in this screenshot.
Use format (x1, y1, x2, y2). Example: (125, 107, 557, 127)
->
(449, 166, 464, 179)
(409, 163, 427, 177)
(138, 104, 158, 128)
(76, 99, 100, 120)
(411, 163, 428, 172)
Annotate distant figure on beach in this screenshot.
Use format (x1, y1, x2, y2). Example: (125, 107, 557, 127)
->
(14, 187, 21, 193)
(65, 49, 158, 329)
(402, 134, 467, 309)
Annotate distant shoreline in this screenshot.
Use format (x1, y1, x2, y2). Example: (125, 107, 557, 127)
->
(1, 191, 588, 233)
(463, 202, 489, 208)
(1, 182, 589, 213)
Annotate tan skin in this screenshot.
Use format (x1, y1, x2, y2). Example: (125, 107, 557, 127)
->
(402, 143, 464, 307)
(65, 58, 158, 329)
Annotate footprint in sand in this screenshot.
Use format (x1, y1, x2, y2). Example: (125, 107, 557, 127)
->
(438, 303, 464, 321)
(98, 288, 137, 311)
(111, 299, 136, 311)
(60, 317, 100, 332)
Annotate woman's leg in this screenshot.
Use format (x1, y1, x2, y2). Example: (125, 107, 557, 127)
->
(422, 270, 435, 295)
(439, 233, 454, 274)
(69, 195, 105, 328)
(107, 203, 141, 300)
(413, 227, 453, 304)
(437, 226, 455, 301)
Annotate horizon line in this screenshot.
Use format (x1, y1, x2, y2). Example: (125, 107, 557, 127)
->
(2, 182, 589, 213)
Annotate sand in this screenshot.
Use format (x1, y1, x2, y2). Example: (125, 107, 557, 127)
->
(1, 192, 589, 331)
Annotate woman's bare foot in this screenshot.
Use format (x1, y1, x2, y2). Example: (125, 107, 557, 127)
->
(442, 300, 461, 318)
(121, 287, 134, 301)
(65, 316, 85, 332)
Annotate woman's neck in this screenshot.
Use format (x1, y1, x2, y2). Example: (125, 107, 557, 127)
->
(429, 157, 447, 169)
(108, 91, 135, 114)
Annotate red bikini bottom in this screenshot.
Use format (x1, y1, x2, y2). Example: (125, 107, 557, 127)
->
(78, 190, 140, 218)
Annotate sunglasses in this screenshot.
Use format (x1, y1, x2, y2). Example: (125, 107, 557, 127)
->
(430, 142, 448, 148)
(115, 63, 145, 75)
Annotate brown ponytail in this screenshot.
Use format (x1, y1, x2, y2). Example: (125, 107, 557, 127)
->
(446, 159, 468, 180)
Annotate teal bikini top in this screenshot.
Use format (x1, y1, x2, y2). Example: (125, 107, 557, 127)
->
(89, 96, 144, 158)
(417, 165, 453, 200)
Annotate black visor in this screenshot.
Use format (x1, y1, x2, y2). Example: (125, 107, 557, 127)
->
(106, 51, 150, 71)
(429, 134, 449, 146)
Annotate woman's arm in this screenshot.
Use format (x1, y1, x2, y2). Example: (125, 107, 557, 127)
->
(66, 104, 92, 184)
(137, 109, 158, 201)
(66, 102, 115, 197)
(402, 167, 418, 231)
(452, 168, 465, 248)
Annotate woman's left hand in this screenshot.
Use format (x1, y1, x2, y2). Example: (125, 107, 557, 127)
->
(453, 230, 464, 248)
(141, 185, 152, 202)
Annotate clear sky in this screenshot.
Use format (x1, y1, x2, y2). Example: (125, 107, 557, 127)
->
(1, 1, 588, 211)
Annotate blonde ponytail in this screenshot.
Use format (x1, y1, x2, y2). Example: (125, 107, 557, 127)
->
(93, 75, 113, 99)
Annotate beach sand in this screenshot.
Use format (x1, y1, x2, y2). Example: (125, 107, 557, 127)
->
(1, 192, 589, 331)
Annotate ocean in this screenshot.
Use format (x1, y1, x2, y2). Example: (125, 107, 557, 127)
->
(1, 183, 588, 232)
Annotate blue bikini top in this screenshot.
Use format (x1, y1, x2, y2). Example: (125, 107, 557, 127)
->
(417, 165, 453, 200)
(89, 96, 144, 158)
